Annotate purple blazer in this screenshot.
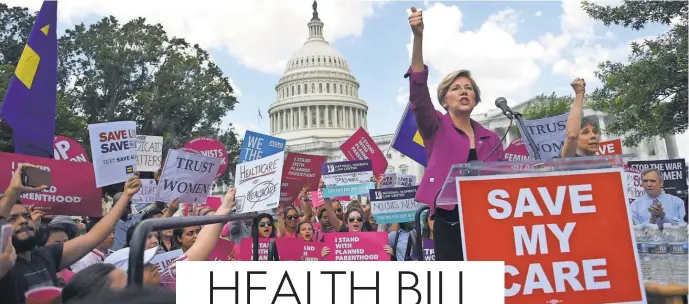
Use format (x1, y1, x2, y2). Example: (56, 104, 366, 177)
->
(405, 65, 505, 212)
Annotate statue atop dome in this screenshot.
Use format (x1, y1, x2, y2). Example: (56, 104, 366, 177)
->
(311, 0, 320, 21)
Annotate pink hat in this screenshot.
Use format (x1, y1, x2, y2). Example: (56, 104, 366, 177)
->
(221, 222, 230, 237)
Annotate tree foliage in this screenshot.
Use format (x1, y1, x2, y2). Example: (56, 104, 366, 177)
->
(582, 0, 688, 146)
(521, 93, 572, 120)
(0, 4, 241, 189)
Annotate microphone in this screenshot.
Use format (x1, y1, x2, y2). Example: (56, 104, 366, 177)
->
(495, 97, 513, 119)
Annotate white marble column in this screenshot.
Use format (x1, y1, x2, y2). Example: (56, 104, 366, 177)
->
(316, 105, 321, 127)
(307, 106, 312, 128)
(333, 106, 338, 128)
(298, 108, 302, 129)
(349, 107, 353, 128)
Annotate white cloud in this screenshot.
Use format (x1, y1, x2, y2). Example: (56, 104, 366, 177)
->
(8, 0, 380, 75)
(395, 87, 408, 107)
(228, 78, 243, 98)
(534, 11, 543, 17)
(231, 122, 258, 140)
(407, 4, 542, 112)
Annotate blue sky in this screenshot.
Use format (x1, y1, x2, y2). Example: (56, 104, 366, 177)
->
(9, 0, 686, 157)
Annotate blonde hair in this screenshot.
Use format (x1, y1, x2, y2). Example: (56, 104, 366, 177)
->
(436, 69, 481, 110)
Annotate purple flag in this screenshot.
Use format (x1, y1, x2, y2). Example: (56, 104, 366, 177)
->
(0, 0, 58, 158)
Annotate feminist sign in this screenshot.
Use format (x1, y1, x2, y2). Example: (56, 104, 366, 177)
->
(183, 136, 229, 179)
(455, 169, 645, 304)
(53, 136, 89, 162)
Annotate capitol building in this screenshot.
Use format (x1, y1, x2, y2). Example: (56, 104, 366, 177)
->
(266, 2, 681, 183)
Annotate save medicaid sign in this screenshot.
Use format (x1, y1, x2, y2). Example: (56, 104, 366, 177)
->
(455, 169, 645, 304)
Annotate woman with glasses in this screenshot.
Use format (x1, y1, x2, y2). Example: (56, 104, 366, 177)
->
(277, 187, 314, 238)
(321, 208, 395, 259)
(252, 213, 276, 239)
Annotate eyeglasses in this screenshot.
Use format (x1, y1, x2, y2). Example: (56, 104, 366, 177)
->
(258, 222, 272, 228)
(286, 215, 299, 220)
(348, 217, 362, 223)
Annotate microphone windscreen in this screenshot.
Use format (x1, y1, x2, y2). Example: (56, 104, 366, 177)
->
(494, 97, 507, 107)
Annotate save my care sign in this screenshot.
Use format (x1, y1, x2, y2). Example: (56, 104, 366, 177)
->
(155, 149, 221, 204)
(455, 168, 645, 304)
(369, 186, 422, 224)
(628, 158, 687, 196)
(88, 121, 137, 187)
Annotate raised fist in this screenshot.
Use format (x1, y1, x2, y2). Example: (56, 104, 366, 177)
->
(409, 7, 424, 37)
(571, 78, 586, 95)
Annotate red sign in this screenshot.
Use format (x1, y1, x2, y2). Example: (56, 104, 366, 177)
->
(0, 152, 102, 217)
(53, 136, 89, 162)
(339, 127, 388, 176)
(455, 169, 645, 304)
(182, 137, 228, 179)
(503, 138, 531, 161)
(275, 238, 324, 261)
(198, 196, 222, 211)
(208, 238, 235, 261)
(596, 139, 622, 156)
(282, 153, 326, 191)
(279, 179, 307, 207)
(322, 232, 391, 261)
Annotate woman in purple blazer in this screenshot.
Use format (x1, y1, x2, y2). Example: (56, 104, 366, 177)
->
(406, 7, 505, 261)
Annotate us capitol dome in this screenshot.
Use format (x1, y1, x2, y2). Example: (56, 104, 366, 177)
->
(268, 1, 368, 148)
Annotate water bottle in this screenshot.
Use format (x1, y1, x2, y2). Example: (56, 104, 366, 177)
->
(635, 225, 651, 282)
(646, 224, 670, 284)
(667, 224, 688, 285)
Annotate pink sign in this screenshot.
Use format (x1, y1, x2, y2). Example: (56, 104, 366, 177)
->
(0, 152, 102, 217)
(199, 196, 222, 211)
(53, 136, 89, 162)
(503, 138, 531, 161)
(275, 238, 324, 261)
(339, 128, 388, 176)
(182, 137, 228, 179)
(282, 153, 327, 192)
(238, 237, 270, 261)
(309, 190, 324, 208)
(279, 179, 307, 207)
(208, 238, 236, 261)
(323, 232, 390, 261)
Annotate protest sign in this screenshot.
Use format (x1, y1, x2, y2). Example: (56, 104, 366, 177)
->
(235, 151, 284, 213)
(238, 238, 270, 261)
(323, 232, 390, 261)
(624, 166, 644, 203)
(136, 135, 163, 172)
(410, 239, 435, 261)
(282, 152, 326, 191)
(131, 179, 157, 205)
(279, 180, 307, 207)
(380, 172, 396, 188)
(238, 131, 286, 163)
(455, 169, 645, 304)
(628, 158, 687, 196)
(198, 196, 222, 211)
(0, 152, 102, 217)
(208, 238, 236, 261)
(150, 249, 183, 274)
(396, 174, 416, 187)
(340, 127, 388, 176)
(596, 139, 622, 156)
(275, 238, 324, 261)
(321, 160, 373, 186)
(515, 112, 568, 159)
(182, 136, 229, 179)
(155, 149, 221, 204)
(309, 190, 325, 208)
(88, 121, 137, 187)
(53, 136, 89, 162)
(503, 138, 532, 161)
(323, 183, 374, 198)
(369, 186, 421, 224)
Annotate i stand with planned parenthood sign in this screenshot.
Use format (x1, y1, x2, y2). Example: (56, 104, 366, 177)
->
(437, 156, 646, 304)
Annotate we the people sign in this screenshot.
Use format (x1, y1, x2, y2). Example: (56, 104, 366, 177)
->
(455, 169, 645, 304)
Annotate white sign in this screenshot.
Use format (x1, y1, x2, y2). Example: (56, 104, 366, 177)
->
(136, 135, 163, 172)
(88, 121, 138, 187)
(234, 151, 284, 214)
(131, 179, 158, 205)
(177, 261, 504, 304)
(380, 172, 396, 189)
(150, 249, 183, 274)
(516, 112, 569, 159)
(155, 149, 221, 204)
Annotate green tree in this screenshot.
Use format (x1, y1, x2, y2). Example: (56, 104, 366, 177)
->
(521, 93, 572, 120)
(0, 3, 36, 65)
(57, 16, 240, 188)
(582, 0, 688, 146)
